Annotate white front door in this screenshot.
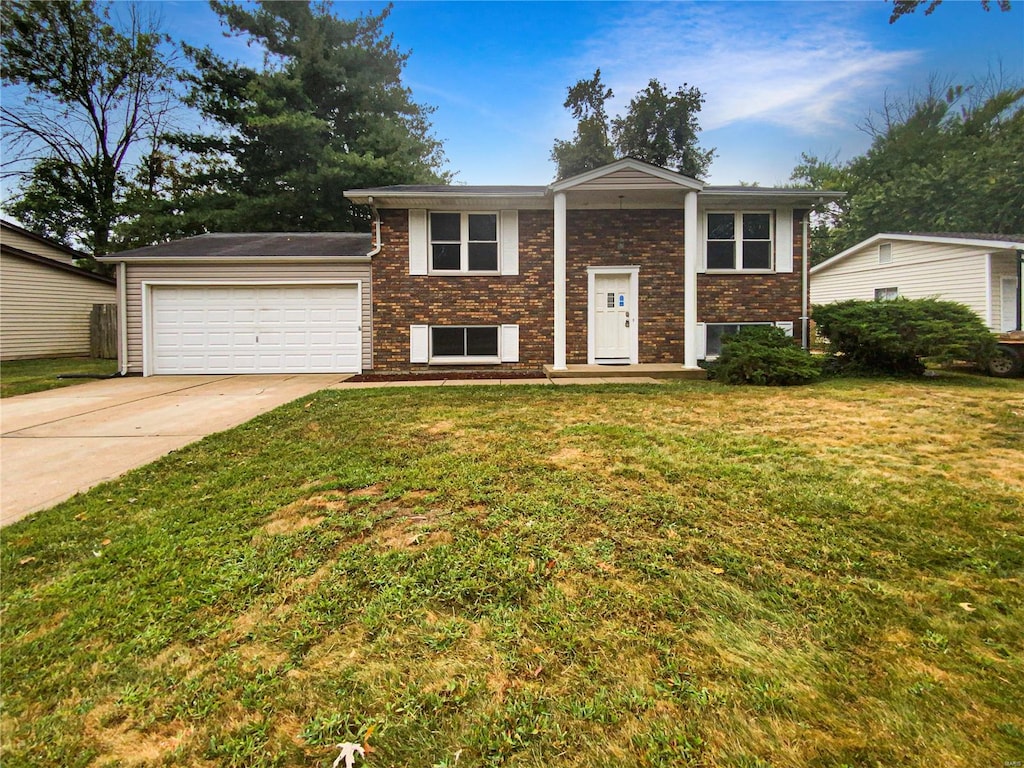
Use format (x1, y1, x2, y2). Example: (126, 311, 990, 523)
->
(1001, 276, 1020, 332)
(593, 272, 632, 362)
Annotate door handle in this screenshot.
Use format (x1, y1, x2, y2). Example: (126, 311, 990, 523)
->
(625, 320, 630, 328)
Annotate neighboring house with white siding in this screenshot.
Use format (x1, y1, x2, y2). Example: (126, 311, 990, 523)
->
(1, 220, 116, 361)
(810, 233, 1024, 333)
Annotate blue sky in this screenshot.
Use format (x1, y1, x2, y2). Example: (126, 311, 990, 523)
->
(50, 1, 1024, 188)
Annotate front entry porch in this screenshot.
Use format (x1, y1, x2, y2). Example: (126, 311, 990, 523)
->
(543, 363, 706, 380)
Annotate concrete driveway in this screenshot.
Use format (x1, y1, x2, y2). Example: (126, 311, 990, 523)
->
(0, 374, 349, 526)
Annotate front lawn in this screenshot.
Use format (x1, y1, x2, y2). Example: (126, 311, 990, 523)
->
(2, 376, 1022, 767)
(1, 357, 117, 398)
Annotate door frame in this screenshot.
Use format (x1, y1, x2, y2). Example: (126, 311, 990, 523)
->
(142, 280, 363, 376)
(1001, 275, 1021, 332)
(586, 266, 639, 365)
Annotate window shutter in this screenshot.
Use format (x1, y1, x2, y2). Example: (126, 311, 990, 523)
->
(500, 324, 520, 362)
(410, 324, 429, 363)
(775, 209, 793, 273)
(408, 210, 428, 275)
(500, 210, 519, 275)
(696, 214, 707, 274)
(775, 321, 794, 337)
(695, 322, 707, 360)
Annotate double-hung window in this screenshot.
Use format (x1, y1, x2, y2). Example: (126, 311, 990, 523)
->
(706, 212, 773, 270)
(430, 212, 498, 273)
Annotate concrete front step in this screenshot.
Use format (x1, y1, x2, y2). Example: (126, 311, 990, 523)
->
(543, 364, 707, 380)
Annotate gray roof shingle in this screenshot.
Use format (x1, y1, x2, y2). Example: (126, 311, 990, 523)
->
(103, 232, 373, 259)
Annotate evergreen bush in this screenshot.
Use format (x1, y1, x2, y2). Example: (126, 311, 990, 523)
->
(707, 326, 821, 386)
(812, 298, 996, 376)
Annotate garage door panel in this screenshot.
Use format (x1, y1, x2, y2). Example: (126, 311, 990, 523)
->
(151, 285, 362, 374)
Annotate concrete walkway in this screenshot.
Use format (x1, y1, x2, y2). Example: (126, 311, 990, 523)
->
(0, 372, 665, 527)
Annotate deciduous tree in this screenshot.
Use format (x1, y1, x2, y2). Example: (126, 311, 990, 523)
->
(1, 0, 178, 264)
(552, 70, 713, 180)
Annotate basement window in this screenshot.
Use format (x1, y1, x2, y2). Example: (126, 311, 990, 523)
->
(430, 326, 499, 363)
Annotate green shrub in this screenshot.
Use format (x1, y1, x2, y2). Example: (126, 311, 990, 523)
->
(707, 326, 821, 386)
(812, 298, 997, 376)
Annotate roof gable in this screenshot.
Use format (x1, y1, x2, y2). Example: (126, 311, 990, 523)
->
(550, 158, 704, 193)
(812, 232, 1024, 274)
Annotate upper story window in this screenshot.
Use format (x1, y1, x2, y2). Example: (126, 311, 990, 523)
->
(430, 212, 498, 273)
(706, 212, 773, 271)
(878, 243, 893, 264)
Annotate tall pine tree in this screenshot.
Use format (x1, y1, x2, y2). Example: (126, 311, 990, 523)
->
(154, 0, 447, 236)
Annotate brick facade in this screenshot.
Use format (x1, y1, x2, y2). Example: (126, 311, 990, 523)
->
(697, 210, 808, 330)
(565, 209, 685, 364)
(371, 209, 554, 371)
(369, 207, 807, 371)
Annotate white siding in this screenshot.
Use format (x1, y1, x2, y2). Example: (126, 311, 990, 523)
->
(122, 262, 372, 374)
(811, 240, 993, 325)
(1, 251, 116, 360)
(0, 227, 78, 265)
(570, 168, 691, 191)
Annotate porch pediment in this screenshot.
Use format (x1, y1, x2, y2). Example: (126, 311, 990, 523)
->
(549, 158, 705, 194)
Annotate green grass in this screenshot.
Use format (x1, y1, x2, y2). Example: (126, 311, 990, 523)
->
(2, 375, 1022, 767)
(1, 357, 117, 398)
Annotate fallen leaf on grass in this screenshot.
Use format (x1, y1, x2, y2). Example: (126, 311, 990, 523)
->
(958, 602, 976, 612)
(710, 567, 725, 575)
(332, 742, 365, 768)
(18, 556, 36, 565)
(101, 538, 111, 546)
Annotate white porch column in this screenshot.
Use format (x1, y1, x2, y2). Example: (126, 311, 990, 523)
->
(683, 190, 699, 368)
(553, 191, 567, 369)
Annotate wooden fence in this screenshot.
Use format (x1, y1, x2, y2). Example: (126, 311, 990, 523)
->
(90, 303, 117, 359)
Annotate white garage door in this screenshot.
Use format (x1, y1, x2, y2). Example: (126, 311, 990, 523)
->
(150, 285, 362, 374)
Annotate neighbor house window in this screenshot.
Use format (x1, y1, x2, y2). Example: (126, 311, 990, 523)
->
(875, 287, 899, 301)
(706, 212, 773, 270)
(431, 326, 499, 360)
(430, 212, 498, 272)
(878, 243, 893, 264)
(705, 322, 772, 357)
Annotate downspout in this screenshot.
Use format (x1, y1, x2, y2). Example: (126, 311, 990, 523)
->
(117, 261, 129, 376)
(801, 213, 810, 349)
(365, 198, 381, 372)
(366, 197, 382, 257)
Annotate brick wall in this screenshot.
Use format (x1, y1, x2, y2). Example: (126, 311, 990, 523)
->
(369, 207, 808, 371)
(697, 210, 807, 330)
(371, 209, 554, 371)
(565, 209, 685, 364)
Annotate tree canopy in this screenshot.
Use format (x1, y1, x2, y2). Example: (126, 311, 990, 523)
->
(791, 84, 1024, 264)
(1, 0, 177, 263)
(147, 0, 448, 238)
(551, 70, 714, 180)
(889, 0, 1011, 23)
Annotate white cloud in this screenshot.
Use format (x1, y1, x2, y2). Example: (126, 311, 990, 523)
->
(577, 2, 920, 134)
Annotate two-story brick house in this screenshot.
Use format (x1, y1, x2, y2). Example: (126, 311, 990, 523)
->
(345, 158, 841, 374)
(100, 159, 842, 376)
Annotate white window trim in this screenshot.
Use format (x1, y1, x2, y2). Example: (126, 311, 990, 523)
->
(703, 211, 775, 273)
(419, 323, 520, 365)
(874, 287, 899, 301)
(586, 266, 640, 365)
(429, 211, 500, 275)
